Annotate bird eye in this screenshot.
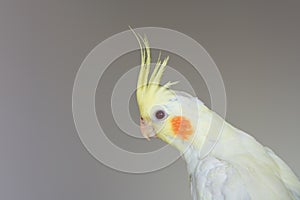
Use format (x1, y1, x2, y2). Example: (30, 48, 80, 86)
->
(155, 110, 166, 120)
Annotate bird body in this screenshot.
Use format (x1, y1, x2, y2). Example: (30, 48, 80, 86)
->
(133, 33, 300, 199)
(185, 106, 300, 200)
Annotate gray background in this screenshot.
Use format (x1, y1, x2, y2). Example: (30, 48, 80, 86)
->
(1, 0, 299, 200)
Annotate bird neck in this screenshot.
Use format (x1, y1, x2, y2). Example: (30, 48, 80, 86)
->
(180, 110, 229, 173)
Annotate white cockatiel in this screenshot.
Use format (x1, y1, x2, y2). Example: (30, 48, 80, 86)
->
(134, 34, 300, 200)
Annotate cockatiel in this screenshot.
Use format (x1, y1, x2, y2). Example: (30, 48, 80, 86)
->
(134, 34, 300, 200)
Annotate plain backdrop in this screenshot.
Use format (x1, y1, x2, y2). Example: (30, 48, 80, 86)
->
(0, 1, 299, 200)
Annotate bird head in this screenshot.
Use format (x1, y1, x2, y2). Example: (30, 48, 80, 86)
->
(134, 34, 210, 151)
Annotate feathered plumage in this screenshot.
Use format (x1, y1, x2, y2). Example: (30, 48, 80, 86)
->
(133, 32, 300, 199)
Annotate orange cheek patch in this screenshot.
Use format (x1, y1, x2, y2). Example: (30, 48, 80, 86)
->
(171, 116, 193, 140)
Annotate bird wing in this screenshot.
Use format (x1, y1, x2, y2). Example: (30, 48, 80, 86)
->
(190, 156, 250, 200)
(190, 150, 300, 200)
(265, 147, 300, 199)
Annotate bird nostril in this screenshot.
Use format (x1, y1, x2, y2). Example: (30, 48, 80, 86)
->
(140, 116, 144, 121)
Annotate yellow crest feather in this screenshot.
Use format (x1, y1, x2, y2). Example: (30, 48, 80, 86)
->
(130, 28, 177, 116)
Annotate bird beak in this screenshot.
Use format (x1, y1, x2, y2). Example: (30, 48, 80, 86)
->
(140, 118, 157, 141)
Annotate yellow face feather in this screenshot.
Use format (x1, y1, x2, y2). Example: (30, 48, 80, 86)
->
(132, 30, 199, 148)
